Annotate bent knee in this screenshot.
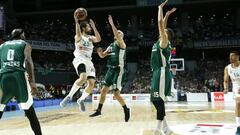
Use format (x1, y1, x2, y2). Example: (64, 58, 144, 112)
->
(101, 86, 109, 94)
(79, 73, 87, 81)
(113, 91, 121, 97)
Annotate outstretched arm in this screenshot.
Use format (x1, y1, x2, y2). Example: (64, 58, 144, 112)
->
(108, 15, 126, 49)
(163, 8, 176, 28)
(89, 19, 101, 43)
(74, 12, 82, 43)
(158, 0, 169, 49)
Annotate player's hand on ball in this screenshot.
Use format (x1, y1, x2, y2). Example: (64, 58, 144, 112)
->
(97, 47, 103, 53)
(74, 12, 79, 23)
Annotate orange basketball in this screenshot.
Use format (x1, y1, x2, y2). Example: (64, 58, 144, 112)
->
(74, 8, 88, 21)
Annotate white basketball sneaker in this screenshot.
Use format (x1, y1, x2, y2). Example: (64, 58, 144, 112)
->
(60, 96, 71, 108)
(163, 128, 173, 135)
(77, 99, 86, 112)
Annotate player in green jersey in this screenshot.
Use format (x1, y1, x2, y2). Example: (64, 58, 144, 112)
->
(0, 29, 42, 135)
(89, 15, 130, 122)
(150, 0, 177, 135)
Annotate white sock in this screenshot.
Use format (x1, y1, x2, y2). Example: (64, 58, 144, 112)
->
(236, 117, 240, 126)
(68, 83, 80, 99)
(156, 120, 163, 131)
(162, 118, 170, 131)
(79, 90, 90, 101)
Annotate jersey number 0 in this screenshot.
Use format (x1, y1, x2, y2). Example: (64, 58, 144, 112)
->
(7, 49, 15, 61)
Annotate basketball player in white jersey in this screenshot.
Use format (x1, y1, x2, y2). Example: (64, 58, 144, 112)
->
(60, 11, 101, 111)
(224, 51, 240, 135)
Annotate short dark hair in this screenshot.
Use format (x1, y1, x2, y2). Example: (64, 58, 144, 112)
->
(11, 29, 24, 39)
(80, 21, 88, 32)
(230, 51, 239, 56)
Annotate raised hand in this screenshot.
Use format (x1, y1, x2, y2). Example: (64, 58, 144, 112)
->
(74, 12, 79, 23)
(167, 8, 177, 15)
(108, 15, 114, 25)
(159, 0, 169, 8)
(89, 19, 96, 28)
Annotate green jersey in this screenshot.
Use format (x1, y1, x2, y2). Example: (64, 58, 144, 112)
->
(151, 41, 171, 70)
(107, 41, 126, 67)
(0, 40, 27, 73)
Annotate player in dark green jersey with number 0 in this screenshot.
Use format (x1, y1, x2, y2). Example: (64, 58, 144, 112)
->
(89, 15, 130, 122)
(150, 0, 177, 134)
(0, 29, 42, 135)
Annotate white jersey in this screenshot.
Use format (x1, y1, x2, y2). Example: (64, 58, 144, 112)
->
(72, 35, 96, 77)
(73, 35, 94, 60)
(227, 64, 240, 88)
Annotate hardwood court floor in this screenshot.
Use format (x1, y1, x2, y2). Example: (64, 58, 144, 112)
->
(0, 102, 236, 135)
